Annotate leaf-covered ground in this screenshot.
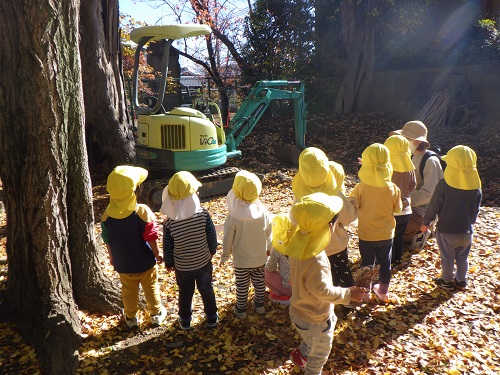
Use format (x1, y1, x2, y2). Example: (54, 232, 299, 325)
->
(0, 112, 499, 374)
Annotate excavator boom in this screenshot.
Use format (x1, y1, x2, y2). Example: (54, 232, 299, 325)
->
(129, 25, 308, 210)
(225, 81, 307, 154)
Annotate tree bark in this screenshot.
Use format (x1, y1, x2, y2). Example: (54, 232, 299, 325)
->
(0, 1, 83, 373)
(75, 0, 124, 313)
(80, 0, 135, 174)
(334, 0, 381, 113)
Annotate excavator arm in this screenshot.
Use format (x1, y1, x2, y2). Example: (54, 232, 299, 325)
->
(224, 81, 307, 155)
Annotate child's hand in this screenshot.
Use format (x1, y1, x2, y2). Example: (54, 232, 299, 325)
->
(349, 286, 370, 303)
(420, 225, 429, 233)
(155, 255, 164, 264)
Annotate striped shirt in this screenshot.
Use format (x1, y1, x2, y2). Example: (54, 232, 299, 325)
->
(163, 208, 218, 272)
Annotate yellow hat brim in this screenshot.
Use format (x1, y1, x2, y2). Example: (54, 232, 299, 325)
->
(444, 166, 481, 190)
(358, 164, 393, 187)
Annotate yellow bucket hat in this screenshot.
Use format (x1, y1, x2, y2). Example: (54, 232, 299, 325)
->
(329, 160, 346, 192)
(167, 171, 202, 200)
(292, 147, 337, 199)
(358, 143, 393, 187)
(384, 135, 415, 172)
(442, 145, 481, 190)
(106, 165, 148, 219)
(232, 170, 262, 203)
(274, 192, 343, 260)
(271, 214, 296, 253)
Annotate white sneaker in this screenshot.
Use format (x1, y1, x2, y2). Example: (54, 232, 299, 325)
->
(124, 312, 139, 329)
(254, 301, 266, 315)
(232, 306, 248, 319)
(151, 305, 167, 327)
(409, 230, 431, 251)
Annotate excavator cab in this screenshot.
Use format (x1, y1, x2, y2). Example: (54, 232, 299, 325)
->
(130, 25, 308, 210)
(131, 25, 228, 172)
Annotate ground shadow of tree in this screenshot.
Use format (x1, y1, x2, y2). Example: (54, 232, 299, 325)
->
(77, 297, 299, 374)
(328, 276, 455, 372)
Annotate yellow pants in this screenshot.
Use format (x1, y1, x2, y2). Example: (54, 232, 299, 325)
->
(120, 265, 161, 319)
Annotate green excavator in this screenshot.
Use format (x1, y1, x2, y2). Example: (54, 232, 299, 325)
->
(130, 24, 307, 210)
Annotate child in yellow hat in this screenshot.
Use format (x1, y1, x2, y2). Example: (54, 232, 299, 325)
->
(293, 147, 358, 288)
(384, 135, 417, 265)
(349, 144, 402, 303)
(221, 170, 272, 318)
(101, 166, 166, 329)
(421, 145, 482, 291)
(273, 192, 369, 374)
(161, 171, 219, 329)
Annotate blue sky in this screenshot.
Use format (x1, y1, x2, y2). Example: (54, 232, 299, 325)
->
(119, 0, 249, 26)
(119, 0, 169, 25)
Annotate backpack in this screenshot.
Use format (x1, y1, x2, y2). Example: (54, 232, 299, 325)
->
(418, 146, 447, 182)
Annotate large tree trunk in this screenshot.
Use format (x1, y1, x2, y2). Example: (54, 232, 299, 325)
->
(334, 0, 382, 113)
(0, 1, 83, 373)
(80, 0, 135, 174)
(73, 0, 123, 313)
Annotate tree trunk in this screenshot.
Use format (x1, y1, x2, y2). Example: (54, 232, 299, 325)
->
(205, 34, 230, 127)
(80, 0, 135, 174)
(74, 0, 123, 313)
(0, 1, 83, 373)
(334, 0, 381, 113)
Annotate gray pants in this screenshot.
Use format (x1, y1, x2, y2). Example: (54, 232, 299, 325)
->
(290, 310, 335, 375)
(436, 230, 473, 282)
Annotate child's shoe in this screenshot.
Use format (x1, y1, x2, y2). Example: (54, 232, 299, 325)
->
(206, 313, 219, 328)
(409, 230, 431, 251)
(372, 283, 390, 303)
(453, 278, 467, 291)
(232, 306, 248, 319)
(254, 301, 266, 315)
(151, 305, 167, 327)
(433, 277, 455, 291)
(269, 292, 291, 305)
(177, 316, 191, 330)
(290, 348, 307, 370)
(124, 314, 139, 329)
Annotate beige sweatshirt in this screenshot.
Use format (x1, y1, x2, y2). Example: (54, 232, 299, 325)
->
(289, 251, 351, 324)
(221, 209, 272, 268)
(324, 191, 359, 256)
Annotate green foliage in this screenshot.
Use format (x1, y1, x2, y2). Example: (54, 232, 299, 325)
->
(242, 0, 316, 80)
(478, 18, 500, 52)
(375, 1, 500, 69)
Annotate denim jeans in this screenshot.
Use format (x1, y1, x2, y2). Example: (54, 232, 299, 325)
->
(359, 239, 393, 284)
(290, 310, 335, 375)
(392, 214, 410, 263)
(436, 230, 472, 282)
(175, 261, 217, 322)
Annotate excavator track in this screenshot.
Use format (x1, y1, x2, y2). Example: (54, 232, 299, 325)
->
(138, 166, 241, 212)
